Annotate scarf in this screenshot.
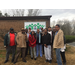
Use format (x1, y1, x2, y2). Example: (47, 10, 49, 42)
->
(36, 32, 41, 43)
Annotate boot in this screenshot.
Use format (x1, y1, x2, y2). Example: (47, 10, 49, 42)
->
(4, 60, 8, 63)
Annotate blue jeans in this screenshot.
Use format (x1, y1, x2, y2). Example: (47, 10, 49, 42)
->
(36, 44, 42, 57)
(55, 48, 62, 65)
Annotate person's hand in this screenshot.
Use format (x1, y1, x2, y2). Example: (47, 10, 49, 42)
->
(4, 46, 7, 48)
(42, 34, 44, 36)
(46, 45, 48, 48)
(25, 34, 27, 37)
(44, 44, 46, 47)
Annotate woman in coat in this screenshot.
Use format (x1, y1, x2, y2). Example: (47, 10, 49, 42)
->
(29, 31, 37, 60)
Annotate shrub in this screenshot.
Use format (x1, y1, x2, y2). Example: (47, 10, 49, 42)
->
(65, 35, 75, 43)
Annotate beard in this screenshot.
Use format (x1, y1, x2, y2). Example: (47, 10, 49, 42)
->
(22, 32, 25, 34)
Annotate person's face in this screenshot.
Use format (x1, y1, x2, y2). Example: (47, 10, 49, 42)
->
(48, 28, 51, 31)
(53, 28, 55, 32)
(10, 30, 14, 33)
(21, 30, 25, 34)
(26, 29, 28, 33)
(41, 28, 43, 31)
(29, 29, 31, 33)
(37, 29, 39, 33)
(32, 31, 34, 35)
(55, 26, 59, 31)
(44, 29, 47, 33)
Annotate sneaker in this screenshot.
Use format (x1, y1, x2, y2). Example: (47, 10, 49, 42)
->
(14, 61, 17, 64)
(63, 62, 66, 65)
(4, 60, 8, 63)
(55, 61, 57, 63)
(34, 58, 36, 60)
(49, 60, 52, 64)
(31, 58, 33, 59)
(45, 60, 48, 62)
(12, 59, 14, 62)
(23, 60, 27, 63)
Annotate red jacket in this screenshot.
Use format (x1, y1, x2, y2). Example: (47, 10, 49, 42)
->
(29, 34, 36, 48)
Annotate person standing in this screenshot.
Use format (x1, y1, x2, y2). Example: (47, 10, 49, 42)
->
(14, 28, 27, 64)
(53, 24, 64, 65)
(28, 28, 32, 55)
(43, 28, 52, 63)
(25, 28, 30, 56)
(4, 28, 16, 63)
(48, 27, 54, 59)
(60, 36, 66, 65)
(29, 31, 37, 60)
(36, 29, 42, 58)
(41, 28, 44, 55)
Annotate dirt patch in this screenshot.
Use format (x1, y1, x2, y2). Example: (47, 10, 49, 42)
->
(0, 45, 75, 65)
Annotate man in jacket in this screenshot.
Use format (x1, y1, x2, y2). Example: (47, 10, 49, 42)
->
(48, 27, 54, 59)
(36, 29, 42, 57)
(53, 24, 64, 65)
(4, 28, 16, 63)
(14, 28, 27, 64)
(41, 28, 44, 55)
(43, 28, 52, 63)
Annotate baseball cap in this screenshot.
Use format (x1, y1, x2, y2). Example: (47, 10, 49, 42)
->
(10, 28, 14, 31)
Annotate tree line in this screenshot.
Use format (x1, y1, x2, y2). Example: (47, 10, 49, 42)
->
(52, 19, 75, 35)
(0, 9, 41, 17)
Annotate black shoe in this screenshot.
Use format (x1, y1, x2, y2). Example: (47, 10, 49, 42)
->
(49, 60, 52, 64)
(4, 60, 8, 63)
(31, 58, 33, 59)
(34, 58, 36, 60)
(12, 59, 14, 62)
(45, 60, 48, 62)
(14, 61, 17, 64)
(55, 61, 57, 63)
(63, 62, 66, 65)
(23, 60, 27, 63)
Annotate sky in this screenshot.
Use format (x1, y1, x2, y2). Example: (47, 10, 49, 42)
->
(1, 9, 75, 27)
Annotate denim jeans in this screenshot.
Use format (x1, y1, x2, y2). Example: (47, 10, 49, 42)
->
(55, 48, 62, 65)
(36, 44, 42, 57)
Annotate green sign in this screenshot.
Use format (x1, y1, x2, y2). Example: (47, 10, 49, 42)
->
(24, 22, 46, 32)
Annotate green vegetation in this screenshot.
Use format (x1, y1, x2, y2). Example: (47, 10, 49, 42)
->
(65, 35, 75, 43)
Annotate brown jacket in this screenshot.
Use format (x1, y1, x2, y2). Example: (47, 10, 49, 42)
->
(53, 29, 64, 48)
(16, 32, 27, 48)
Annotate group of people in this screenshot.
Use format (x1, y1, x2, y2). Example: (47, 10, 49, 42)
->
(4, 24, 66, 65)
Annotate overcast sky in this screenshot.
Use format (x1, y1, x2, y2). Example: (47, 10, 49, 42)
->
(1, 9, 75, 26)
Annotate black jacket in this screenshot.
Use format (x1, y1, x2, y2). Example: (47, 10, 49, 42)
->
(42, 33, 51, 45)
(51, 31, 55, 45)
(64, 36, 66, 44)
(36, 32, 42, 44)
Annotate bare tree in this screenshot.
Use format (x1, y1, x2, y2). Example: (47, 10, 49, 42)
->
(0, 11, 3, 17)
(71, 19, 75, 35)
(11, 9, 25, 16)
(51, 20, 56, 27)
(4, 9, 41, 16)
(27, 9, 41, 16)
(4, 13, 10, 17)
(52, 19, 72, 35)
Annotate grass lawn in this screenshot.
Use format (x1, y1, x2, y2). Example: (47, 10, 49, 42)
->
(0, 45, 75, 65)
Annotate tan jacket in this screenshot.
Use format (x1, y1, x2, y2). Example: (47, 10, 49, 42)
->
(16, 32, 27, 48)
(53, 29, 64, 48)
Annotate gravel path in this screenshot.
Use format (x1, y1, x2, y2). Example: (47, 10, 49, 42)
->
(67, 42, 75, 47)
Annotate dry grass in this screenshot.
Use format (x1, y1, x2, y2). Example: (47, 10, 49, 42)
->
(0, 45, 75, 65)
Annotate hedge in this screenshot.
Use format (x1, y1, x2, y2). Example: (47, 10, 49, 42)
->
(65, 35, 75, 43)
